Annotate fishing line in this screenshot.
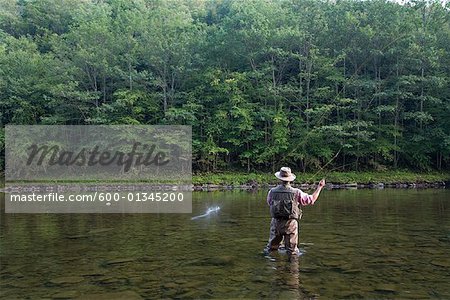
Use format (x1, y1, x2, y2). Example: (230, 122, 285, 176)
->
(191, 206, 221, 220)
(305, 146, 343, 182)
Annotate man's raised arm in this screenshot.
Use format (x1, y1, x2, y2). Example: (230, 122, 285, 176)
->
(311, 179, 326, 204)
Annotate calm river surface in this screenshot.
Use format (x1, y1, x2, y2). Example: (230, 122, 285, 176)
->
(1, 189, 449, 299)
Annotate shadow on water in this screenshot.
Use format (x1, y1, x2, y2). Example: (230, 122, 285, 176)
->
(0, 189, 449, 299)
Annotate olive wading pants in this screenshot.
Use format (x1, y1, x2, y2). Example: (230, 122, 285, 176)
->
(265, 218, 299, 255)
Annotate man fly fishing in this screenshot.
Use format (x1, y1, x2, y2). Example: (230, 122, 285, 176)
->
(264, 167, 325, 256)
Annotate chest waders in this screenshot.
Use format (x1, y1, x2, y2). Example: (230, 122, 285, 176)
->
(265, 185, 302, 256)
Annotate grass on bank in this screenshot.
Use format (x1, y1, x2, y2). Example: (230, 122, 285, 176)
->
(192, 171, 450, 185)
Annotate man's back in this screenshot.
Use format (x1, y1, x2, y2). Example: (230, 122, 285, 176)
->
(269, 184, 301, 220)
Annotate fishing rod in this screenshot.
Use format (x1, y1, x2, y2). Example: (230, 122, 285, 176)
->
(305, 146, 343, 182)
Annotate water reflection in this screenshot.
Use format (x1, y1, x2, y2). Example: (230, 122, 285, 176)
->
(1, 189, 449, 299)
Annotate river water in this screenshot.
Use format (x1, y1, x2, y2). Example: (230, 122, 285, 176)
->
(1, 189, 449, 299)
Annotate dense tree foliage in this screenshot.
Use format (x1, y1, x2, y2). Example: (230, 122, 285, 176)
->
(1, 0, 449, 173)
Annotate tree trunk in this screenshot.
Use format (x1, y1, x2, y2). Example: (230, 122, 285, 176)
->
(163, 63, 168, 112)
(394, 59, 400, 169)
(128, 60, 133, 91)
(247, 142, 250, 172)
(103, 75, 106, 104)
(163, 84, 167, 112)
(306, 59, 312, 130)
(420, 66, 424, 130)
(271, 55, 277, 108)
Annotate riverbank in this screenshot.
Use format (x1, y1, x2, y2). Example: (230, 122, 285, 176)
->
(192, 171, 449, 190)
(1, 171, 448, 191)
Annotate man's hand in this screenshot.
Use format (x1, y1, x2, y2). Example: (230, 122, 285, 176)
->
(319, 179, 326, 188)
(311, 179, 326, 203)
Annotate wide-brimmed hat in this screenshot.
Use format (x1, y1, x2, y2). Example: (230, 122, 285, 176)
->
(275, 167, 296, 182)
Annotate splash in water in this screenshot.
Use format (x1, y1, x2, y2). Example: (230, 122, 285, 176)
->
(191, 206, 221, 220)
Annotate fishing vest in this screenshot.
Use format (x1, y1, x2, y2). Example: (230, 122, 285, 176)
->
(269, 185, 302, 220)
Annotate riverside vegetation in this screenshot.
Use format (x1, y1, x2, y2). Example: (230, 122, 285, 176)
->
(192, 170, 449, 186)
(0, 0, 449, 177)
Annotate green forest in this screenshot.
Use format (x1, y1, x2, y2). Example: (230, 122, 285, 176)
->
(0, 0, 449, 174)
